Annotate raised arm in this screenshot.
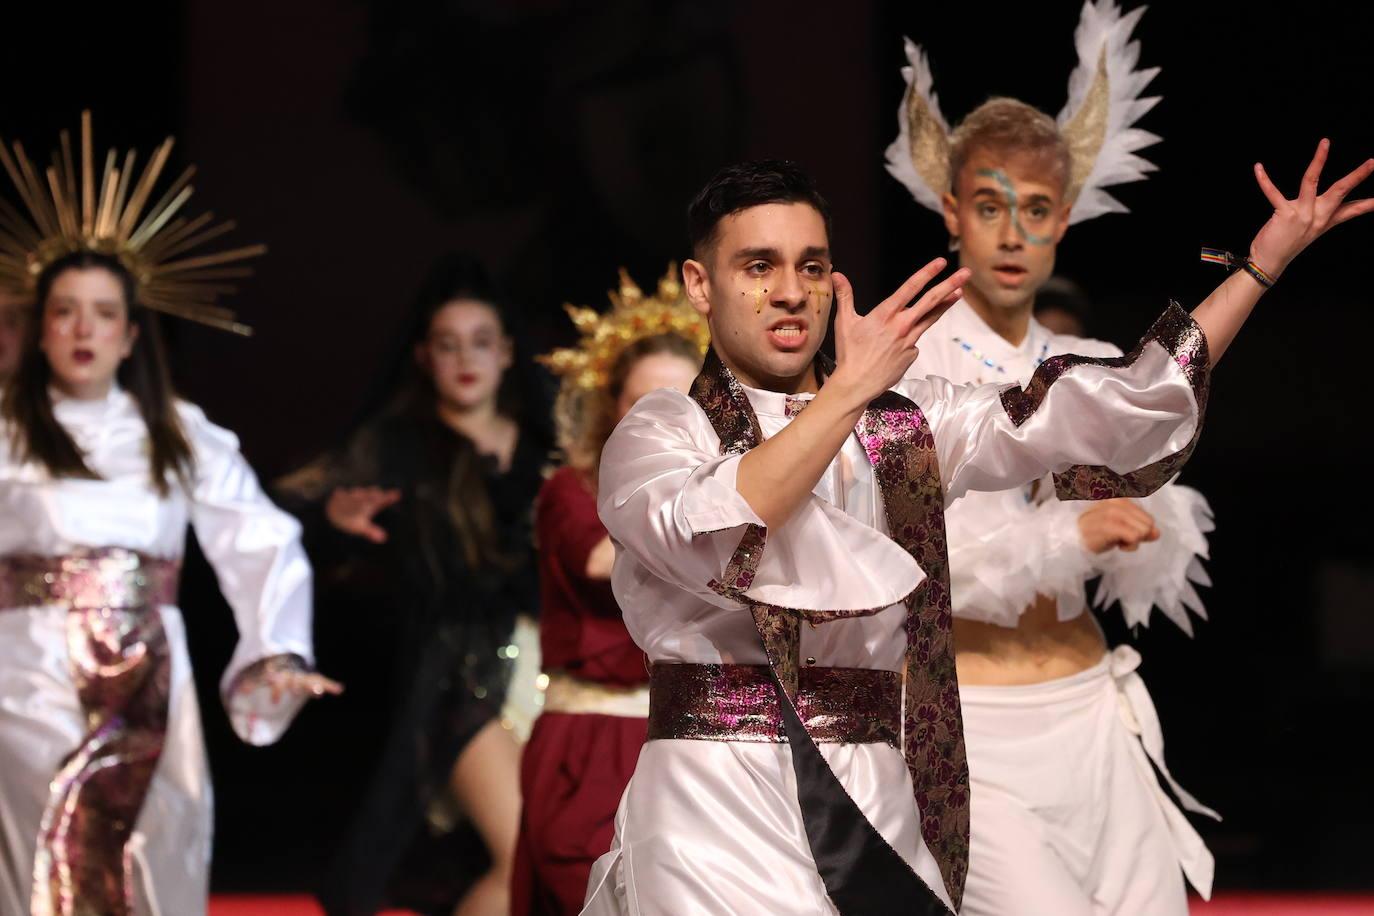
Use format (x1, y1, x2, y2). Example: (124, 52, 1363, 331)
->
(1193, 139, 1374, 362)
(735, 259, 968, 528)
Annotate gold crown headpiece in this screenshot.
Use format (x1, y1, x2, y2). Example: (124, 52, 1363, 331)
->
(538, 263, 710, 392)
(0, 111, 265, 335)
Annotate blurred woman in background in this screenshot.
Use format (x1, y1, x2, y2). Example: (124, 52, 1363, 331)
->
(295, 253, 549, 916)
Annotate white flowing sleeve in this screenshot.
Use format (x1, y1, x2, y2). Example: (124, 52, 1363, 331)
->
(1093, 480, 1214, 634)
(944, 489, 1095, 627)
(180, 403, 315, 746)
(597, 389, 924, 616)
(901, 303, 1211, 507)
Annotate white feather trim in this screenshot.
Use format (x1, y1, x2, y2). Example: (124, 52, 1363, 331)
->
(946, 492, 1096, 628)
(1059, 1, 1162, 224)
(884, 37, 951, 215)
(1094, 483, 1214, 635)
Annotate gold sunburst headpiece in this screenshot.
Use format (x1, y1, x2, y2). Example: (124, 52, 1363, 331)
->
(0, 111, 265, 335)
(538, 263, 710, 392)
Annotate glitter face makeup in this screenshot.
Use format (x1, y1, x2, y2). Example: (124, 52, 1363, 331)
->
(808, 282, 829, 315)
(977, 168, 1055, 246)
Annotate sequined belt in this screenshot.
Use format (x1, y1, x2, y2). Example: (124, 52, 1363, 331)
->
(542, 670, 651, 718)
(647, 662, 901, 747)
(0, 548, 179, 916)
(0, 548, 180, 611)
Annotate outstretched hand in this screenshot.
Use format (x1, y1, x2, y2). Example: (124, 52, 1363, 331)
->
(1251, 139, 1374, 277)
(830, 257, 970, 402)
(259, 668, 344, 703)
(233, 657, 344, 704)
(326, 486, 402, 543)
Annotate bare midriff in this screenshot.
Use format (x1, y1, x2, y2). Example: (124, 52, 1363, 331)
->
(953, 594, 1106, 686)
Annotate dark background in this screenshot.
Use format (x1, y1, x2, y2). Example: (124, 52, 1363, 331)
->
(5, 0, 1372, 896)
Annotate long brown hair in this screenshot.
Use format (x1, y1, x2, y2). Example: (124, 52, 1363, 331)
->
(557, 332, 703, 486)
(1, 251, 194, 494)
(371, 254, 528, 572)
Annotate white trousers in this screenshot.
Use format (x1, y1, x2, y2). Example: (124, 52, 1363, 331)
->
(958, 647, 1216, 916)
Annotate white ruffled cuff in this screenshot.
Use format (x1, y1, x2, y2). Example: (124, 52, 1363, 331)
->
(694, 454, 925, 615)
(947, 494, 1096, 627)
(1093, 483, 1214, 634)
(222, 651, 314, 746)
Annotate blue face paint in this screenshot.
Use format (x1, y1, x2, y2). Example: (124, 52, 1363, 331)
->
(976, 168, 1055, 246)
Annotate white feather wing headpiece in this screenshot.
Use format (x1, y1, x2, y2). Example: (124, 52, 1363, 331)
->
(883, 38, 952, 215)
(885, 1, 1162, 225)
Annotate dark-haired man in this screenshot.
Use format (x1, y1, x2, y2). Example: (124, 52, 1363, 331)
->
(583, 147, 1371, 915)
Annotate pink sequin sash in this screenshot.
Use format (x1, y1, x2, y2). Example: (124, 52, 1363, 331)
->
(1, 548, 180, 916)
(647, 662, 901, 747)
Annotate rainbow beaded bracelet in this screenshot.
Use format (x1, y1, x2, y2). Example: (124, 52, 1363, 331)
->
(1201, 247, 1275, 289)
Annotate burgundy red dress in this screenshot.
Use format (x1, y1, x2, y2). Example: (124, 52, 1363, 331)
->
(512, 466, 649, 915)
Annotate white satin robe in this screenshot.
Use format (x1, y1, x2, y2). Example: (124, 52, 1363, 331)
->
(0, 387, 314, 916)
(909, 300, 1213, 632)
(583, 333, 1202, 915)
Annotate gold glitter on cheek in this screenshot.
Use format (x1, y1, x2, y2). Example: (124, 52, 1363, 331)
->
(752, 277, 768, 314)
(809, 282, 831, 316)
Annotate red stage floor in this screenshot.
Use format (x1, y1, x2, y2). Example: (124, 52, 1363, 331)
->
(206, 893, 1374, 915)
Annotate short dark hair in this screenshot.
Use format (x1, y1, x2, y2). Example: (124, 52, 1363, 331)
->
(687, 159, 833, 262)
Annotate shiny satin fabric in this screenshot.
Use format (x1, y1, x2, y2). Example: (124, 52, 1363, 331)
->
(589, 305, 1208, 915)
(958, 650, 1216, 915)
(908, 297, 1214, 632)
(646, 663, 900, 746)
(691, 357, 963, 912)
(2, 551, 178, 916)
(585, 740, 939, 915)
(0, 388, 316, 915)
(0, 603, 212, 916)
(0, 388, 314, 742)
(907, 300, 1215, 911)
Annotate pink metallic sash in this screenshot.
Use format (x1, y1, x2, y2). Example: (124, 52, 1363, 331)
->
(1, 548, 180, 916)
(647, 663, 901, 747)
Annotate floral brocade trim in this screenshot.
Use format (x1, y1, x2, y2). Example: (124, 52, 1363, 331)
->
(689, 349, 765, 456)
(698, 377, 912, 625)
(690, 352, 971, 908)
(706, 523, 768, 594)
(647, 662, 901, 746)
(704, 523, 917, 625)
(998, 302, 1211, 501)
(857, 391, 969, 905)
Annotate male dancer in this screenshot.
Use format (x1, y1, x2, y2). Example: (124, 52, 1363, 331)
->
(887, 6, 1219, 910)
(897, 97, 1216, 915)
(584, 144, 1371, 915)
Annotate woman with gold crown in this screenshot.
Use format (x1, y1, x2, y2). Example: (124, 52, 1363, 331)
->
(510, 266, 706, 915)
(0, 113, 340, 916)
